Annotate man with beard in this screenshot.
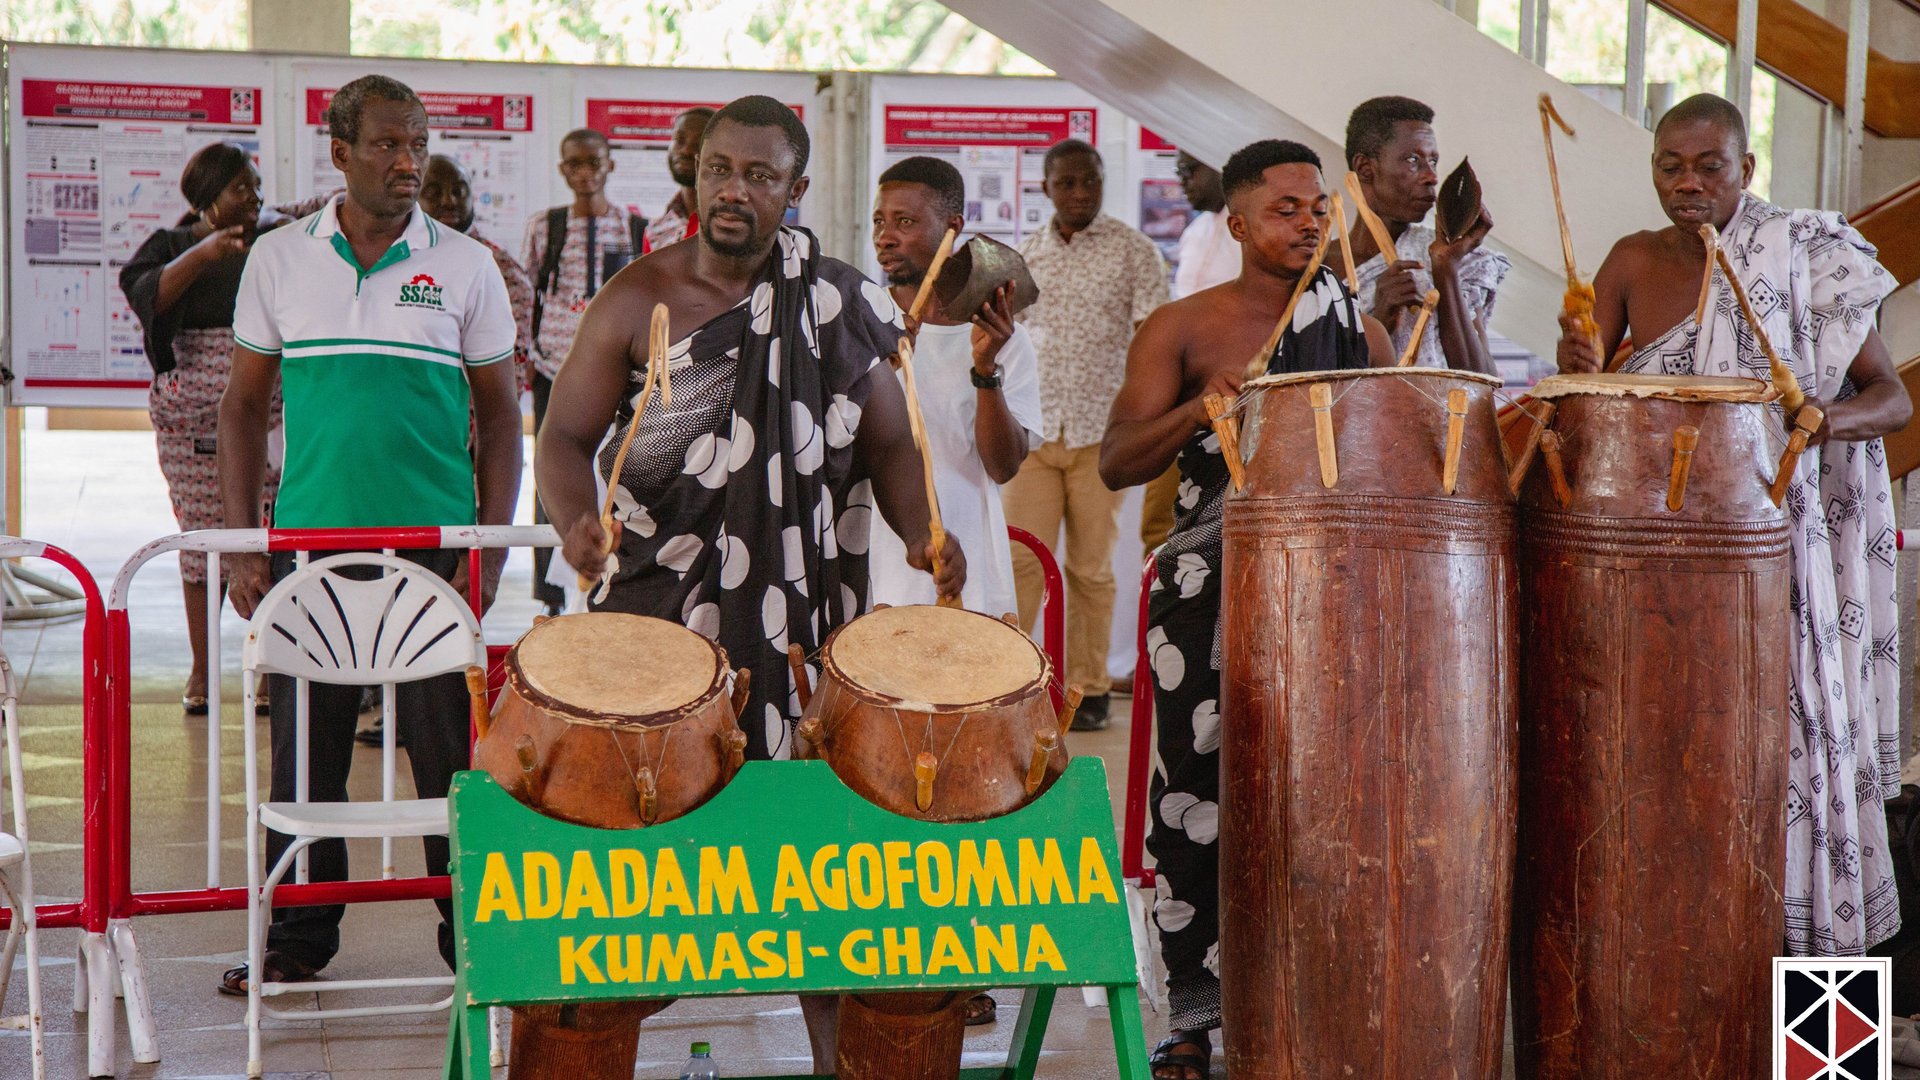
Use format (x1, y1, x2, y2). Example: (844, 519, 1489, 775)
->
(1343, 95, 1505, 374)
(1100, 139, 1397, 1079)
(647, 105, 713, 251)
(523, 127, 645, 614)
(539, 96, 963, 1068)
(867, 154, 1041, 618)
(1558, 92, 1910, 957)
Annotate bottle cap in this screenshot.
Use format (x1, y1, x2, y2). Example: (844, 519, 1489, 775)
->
(691, 1041, 711, 1055)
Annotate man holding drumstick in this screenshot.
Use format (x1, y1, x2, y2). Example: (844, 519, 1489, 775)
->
(1099, 139, 1397, 1079)
(1556, 92, 1910, 958)
(540, 95, 962, 1069)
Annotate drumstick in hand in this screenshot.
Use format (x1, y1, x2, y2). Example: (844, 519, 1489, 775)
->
(1694, 224, 1719, 326)
(896, 335, 961, 608)
(1539, 94, 1601, 362)
(1712, 246, 1807, 413)
(1244, 225, 1332, 380)
(579, 304, 673, 592)
(1329, 190, 1359, 293)
(1397, 289, 1440, 367)
(907, 228, 959, 323)
(1342, 172, 1400, 274)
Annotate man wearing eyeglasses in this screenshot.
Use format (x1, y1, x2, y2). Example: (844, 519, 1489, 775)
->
(1341, 96, 1506, 375)
(522, 128, 648, 614)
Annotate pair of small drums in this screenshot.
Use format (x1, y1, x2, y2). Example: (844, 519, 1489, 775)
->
(473, 603, 1066, 1080)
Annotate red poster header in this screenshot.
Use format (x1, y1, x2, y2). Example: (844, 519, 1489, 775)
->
(584, 99, 807, 143)
(306, 88, 532, 132)
(883, 105, 1095, 148)
(1139, 127, 1177, 152)
(21, 79, 260, 125)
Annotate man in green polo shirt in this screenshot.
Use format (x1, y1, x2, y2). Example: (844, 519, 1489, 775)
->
(216, 74, 522, 993)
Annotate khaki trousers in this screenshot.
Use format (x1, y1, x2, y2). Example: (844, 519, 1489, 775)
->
(1004, 438, 1124, 698)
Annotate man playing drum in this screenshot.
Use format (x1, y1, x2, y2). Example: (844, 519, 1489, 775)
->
(539, 95, 964, 1067)
(1556, 92, 1911, 957)
(1097, 139, 1397, 1079)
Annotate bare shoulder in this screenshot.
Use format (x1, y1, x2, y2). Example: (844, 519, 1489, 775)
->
(1600, 229, 1662, 272)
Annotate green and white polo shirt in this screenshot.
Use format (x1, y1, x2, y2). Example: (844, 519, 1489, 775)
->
(233, 197, 515, 528)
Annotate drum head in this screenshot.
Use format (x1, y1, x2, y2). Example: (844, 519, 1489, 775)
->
(513, 612, 722, 721)
(1244, 367, 1502, 391)
(1528, 373, 1773, 402)
(827, 605, 1047, 711)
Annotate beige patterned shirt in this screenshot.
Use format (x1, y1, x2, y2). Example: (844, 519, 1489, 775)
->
(1018, 213, 1169, 448)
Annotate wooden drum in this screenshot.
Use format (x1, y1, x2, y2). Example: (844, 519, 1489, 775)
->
(1220, 368, 1516, 1080)
(1510, 373, 1790, 1079)
(473, 612, 750, 1080)
(796, 604, 1069, 1080)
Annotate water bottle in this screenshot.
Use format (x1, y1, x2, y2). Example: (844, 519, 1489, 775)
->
(679, 1041, 718, 1079)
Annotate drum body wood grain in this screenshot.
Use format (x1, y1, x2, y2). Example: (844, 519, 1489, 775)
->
(799, 605, 1062, 1080)
(1511, 374, 1789, 1080)
(473, 612, 745, 1080)
(1220, 368, 1515, 1080)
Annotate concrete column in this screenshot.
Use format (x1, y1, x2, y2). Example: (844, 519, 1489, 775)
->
(1770, 83, 1826, 210)
(250, 0, 350, 54)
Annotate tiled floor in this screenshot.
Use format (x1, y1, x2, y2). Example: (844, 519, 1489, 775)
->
(0, 429, 1527, 1078)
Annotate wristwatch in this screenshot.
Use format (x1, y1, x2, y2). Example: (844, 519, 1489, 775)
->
(970, 364, 1004, 390)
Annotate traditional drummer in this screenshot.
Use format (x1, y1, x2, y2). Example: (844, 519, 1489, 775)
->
(1556, 92, 1911, 957)
(1097, 139, 1398, 1079)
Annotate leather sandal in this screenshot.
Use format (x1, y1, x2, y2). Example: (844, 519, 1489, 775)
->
(1149, 1032, 1210, 1080)
(218, 950, 320, 997)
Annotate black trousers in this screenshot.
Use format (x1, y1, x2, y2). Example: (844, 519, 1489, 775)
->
(529, 371, 563, 608)
(263, 548, 468, 970)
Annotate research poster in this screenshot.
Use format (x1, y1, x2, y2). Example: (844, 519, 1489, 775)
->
(877, 104, 1094, 244)
(6, 46, 278, 406)
(1136, 126, 1193, 278)
(292, 60, 543, 246)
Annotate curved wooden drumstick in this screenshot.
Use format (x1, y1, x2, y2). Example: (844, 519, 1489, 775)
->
(1244, 225, 1332, 380)
(895, 335, 961, 608)
(1538, 93, 1579, 287)
(1329, 190, 1359, 293)
(1396, 289, 1440, 367)
(580, 304, 673, 592)
(1694, 224, 1719, 326)
(1343, 171, 1401, 273)
(1712, 246, 1806, 412)
(907, 228, 959, 323)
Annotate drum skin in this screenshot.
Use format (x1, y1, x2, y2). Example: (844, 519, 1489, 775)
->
(472, 612, 747, 1080)
(1220, 369, 1516, 1080)
(800, 605, 1064, 1080)
(1511, 377, 1789, 1079)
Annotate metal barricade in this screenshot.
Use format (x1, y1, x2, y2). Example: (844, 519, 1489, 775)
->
(1007, 526, 1067, 715)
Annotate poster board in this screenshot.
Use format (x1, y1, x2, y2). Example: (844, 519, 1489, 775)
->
(290, 58, 546, 250)
(5, 45, 278, 407)
(1134, 124, 1192, 282)
(570, 68, 817, 231)
(864, 75, 1129, 279)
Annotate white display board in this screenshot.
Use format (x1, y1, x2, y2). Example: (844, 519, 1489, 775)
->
(1133, 123, 1194, 282)
(290, 58, 546, 249)
(864, 74, 1132, 280)
(6, 46, 278, 407)
(570, 68, 817, 231)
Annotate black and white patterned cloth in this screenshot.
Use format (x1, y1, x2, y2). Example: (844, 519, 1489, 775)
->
(592, 226, 906, 761)
(1621, 193, 1900, 955)
(1145, 264, 1369, 1032)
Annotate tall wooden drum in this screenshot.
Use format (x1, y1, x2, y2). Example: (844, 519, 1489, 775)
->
(473, 612, 750, 1080)
(1510, 373, 1790, 1079)
(797, 604, 1068, 1080)
(1220, 368, 1516, 1080)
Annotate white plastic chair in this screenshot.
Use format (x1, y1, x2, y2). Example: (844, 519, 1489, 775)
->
(0, 653, 46, 1078)
(240, 552, 488, 1078)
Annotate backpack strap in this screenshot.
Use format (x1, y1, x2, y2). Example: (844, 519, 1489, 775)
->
(629, 211, 650, 256)
(530, 206, 568, 345)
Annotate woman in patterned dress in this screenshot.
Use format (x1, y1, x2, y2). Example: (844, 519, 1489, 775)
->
(120, 143, 287, 714)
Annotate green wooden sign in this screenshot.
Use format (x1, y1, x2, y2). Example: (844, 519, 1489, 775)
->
(442, 757, 1150, 1079)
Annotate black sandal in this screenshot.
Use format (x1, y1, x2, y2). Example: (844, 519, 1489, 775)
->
(218, 950, 320, 996)
(1149, 1032, 1210, 1079)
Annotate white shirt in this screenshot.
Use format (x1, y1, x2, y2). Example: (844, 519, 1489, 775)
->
(868, 320, 1045, 616)
(1173, 210, 1241, 299)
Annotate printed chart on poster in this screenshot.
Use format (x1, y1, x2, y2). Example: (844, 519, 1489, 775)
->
(6, 47, 277, 407)
(1136, 126, 1194, 282)
(877, 104, 1095, 244)
(292, 61, 540, 246)
(572, 70, 817, 234)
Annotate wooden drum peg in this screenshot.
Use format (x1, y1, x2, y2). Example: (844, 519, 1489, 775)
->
(1203, 394, 1248, 492)
(1540, 430, 1573, 508)
(788, 643, 813, 710)
(465, 664, 491, 740)
(633, 765, 659, 826)
(1056, 685, 1086, 738)
(1442, 388, 1469, 495)
(514, 733, 544, 803)
(1666, 426, 1700, 512)
(914, 751, 939, 813)
(1770, 406, 1824, 507)
(1310, 382, 1339, 489)
(1026, 729, 1059, 796)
